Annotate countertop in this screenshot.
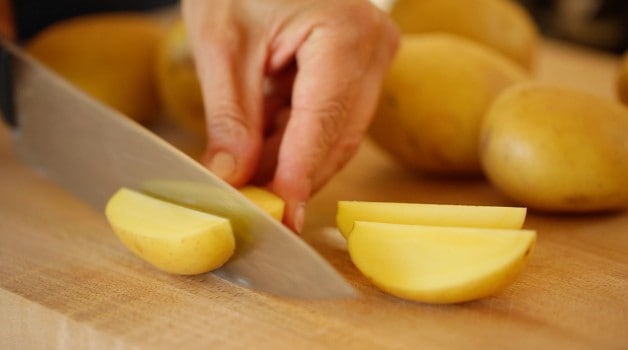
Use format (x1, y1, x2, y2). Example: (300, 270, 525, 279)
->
(1, 39, 627, 349)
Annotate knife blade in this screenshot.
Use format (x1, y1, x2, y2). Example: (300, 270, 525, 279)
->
(0, 38, 356, 299)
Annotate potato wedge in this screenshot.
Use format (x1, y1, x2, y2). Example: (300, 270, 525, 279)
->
(337, 201, 526, 238)
(105, 187, 235, 275)
(348, 221, 536, 303)
(239, 186, 285, 221)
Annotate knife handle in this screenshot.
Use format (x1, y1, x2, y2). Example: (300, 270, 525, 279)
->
(0, 42, 17, 128)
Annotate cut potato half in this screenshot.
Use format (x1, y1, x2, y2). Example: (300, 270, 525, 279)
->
(105, 187, 235, 275)
(348, 221, 536, 303)
(337, 201, 526, 238)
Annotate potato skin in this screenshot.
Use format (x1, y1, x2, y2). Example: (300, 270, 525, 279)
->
(369, 34, 527, 176)
(105, 188, 235, 275)
(390, 0, 539, 70)
(480, 83, 628, 212)
(26, 13, 165, 124)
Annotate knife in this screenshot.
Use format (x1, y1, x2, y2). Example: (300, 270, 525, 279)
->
(0, 38, 356, 299)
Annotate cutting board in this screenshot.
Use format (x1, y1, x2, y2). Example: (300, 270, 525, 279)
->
(1, 39, 627, 349)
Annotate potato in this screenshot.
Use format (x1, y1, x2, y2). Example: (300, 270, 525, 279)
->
(336, 201, 526, 238)
(105, 188, 235, 275)
(369, 34, 527, 176)
(141, 180, 285, 222)
(480, 82, 628, 212)
(239, 186, 285, 221)
(26, 13, 165, 124)
(154, 19, 206, 134)
(617, 51, 628, 106)
(348, 221, 536, 303)
(390, 0, 539, 70)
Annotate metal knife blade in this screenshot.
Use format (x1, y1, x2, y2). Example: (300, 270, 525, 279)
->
(0, 39, 356, 299)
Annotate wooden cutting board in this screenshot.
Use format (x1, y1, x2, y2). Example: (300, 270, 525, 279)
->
(1, 40, 627, 350)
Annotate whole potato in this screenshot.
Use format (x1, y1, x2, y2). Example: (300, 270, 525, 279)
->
(480, 83, 628, 212)
(369, 34, 527, 176)
(390, 0, 539, 70)
(26, 13, 165, 125)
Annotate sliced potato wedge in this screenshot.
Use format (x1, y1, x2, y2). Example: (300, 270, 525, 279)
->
(239, 186, 285, 221)
(348, 221, 536, 303)
(105, 187, 235, 275)
(337, 201, 526, 238)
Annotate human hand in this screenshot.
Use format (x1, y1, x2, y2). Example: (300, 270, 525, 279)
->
(181, 0, 399, 232)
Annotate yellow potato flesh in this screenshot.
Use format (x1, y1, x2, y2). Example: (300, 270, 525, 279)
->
(105, 188, 235, 275)
(239, 186, 285, 221)
(348, 221, 536, 303)
(336, 201, 526, 238)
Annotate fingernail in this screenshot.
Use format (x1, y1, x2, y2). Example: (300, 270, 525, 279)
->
(293, 202, 306, 234)
(208, 151, 236, 180)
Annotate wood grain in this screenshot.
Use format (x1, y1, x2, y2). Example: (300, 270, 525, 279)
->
(1, 40, 627, 349)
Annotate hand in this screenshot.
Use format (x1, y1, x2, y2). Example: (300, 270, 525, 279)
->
(181, 0, 399, 232)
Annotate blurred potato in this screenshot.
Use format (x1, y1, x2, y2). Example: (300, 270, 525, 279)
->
(26, 13, 165, 124)
(369, 33, 528, 176)
(390, 0, 540, 70)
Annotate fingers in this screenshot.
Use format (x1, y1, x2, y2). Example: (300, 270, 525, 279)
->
(181, 0, 399, 233)
(272, 5, 400, 232)
(182, 0, 266, 186)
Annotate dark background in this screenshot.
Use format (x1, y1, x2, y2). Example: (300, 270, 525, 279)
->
(516, 0, 627, 53)
(10, 0, 628, 53)
(12, 0, 178, 42)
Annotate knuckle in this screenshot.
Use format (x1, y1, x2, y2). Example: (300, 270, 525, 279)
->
(313, 100, 349, 151)
(336, 1, 390, 37)
(319, 2, 400, 65)
(206, 104, 249, 141)
(352, 6, 401, 56)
